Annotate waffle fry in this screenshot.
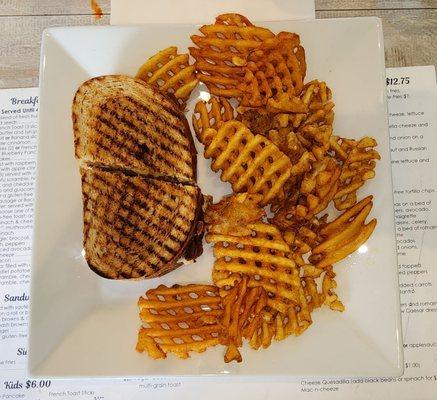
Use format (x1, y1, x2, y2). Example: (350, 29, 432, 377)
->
(266, 81, 335, 161)
(285, 226, 344, 314)
(199, 120, 293, 206)
(238, 36, 307, 109)
(302, 266, 344, 313)
(132, 12, 381, 366)
(321, 268, 345, 312)
(136, 284, 223, 359)
(192, 96, 234, 141)
(190, 13, 275, 98)
(298, 124, 333, 161)
(205, 194, 313, 351)
(291, 80, 335, 129)
(272, 156, 340, 229)
(249, 310, 276, 349)
(221, 277, 270, 362)
(282, 217, 325, 264)
(206, 219, 303, 314)
(332, 136, 381, 210)
(205, 192, 265, 236)
(136, 46, 198, 106)
(309, 196, 377, 268)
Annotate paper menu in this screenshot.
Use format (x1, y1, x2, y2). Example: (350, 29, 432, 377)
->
(0, 67, 436, 398)
(110, 0, 315, 25)
(0, 88, 38, 376)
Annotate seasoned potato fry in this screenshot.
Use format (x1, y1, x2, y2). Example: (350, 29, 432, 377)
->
(136, 46, 198, 106)
(193, 96, 234, 140)
(190, 13, 275, 98)
(309, 198, 377, 268)
(331, 136, 380, 210)
(136, 284, 223, 359)
(199, 121, 293, 205)
(135, 12, 380, 365)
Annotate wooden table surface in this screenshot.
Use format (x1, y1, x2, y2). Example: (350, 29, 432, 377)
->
(0, 0, 435, 89)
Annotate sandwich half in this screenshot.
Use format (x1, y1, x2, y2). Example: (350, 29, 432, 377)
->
(81, 165, 201, 279)
(72, 75, 196, 183)
(73, 75, 201, 279)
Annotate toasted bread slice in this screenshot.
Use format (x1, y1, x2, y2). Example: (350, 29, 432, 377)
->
(73, 75, 196, 182)
(81, 165, 201, 279)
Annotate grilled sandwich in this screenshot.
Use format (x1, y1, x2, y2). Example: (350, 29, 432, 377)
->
(81, 165, 201, 279)
(73, 75, 202, 279)
(72, 75, 196, 183)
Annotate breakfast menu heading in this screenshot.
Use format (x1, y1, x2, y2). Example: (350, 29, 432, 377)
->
(0, 66, 436, 399)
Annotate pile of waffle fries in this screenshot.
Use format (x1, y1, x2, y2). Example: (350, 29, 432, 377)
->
(135, 13, 380, 363)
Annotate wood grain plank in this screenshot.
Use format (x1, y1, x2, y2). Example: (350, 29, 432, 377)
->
(0, 0, 436, 16)
(0, 0, 110, 15)
(317, 9, 436, 68)
(0, 15, 109, 88)
(316, 0, 437, 10)
(0, 9, 435, 89)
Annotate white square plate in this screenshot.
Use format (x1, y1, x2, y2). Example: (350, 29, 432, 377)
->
(29, 17, 403, 378)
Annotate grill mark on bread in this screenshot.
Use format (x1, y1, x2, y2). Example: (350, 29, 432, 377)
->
(102, 98, 187, 152)
(73, 76, 200, 279)
(94, 125, 133, 165)
(98, 101, 192, 177)
(141, 178, 195, 225)
(86, 210, 178, 278)
(99, 110, 192, 179)
(81, 169, 198, 278)
(95, 115, 182, 176)
(118, 97, 189, 149)
(81, 161, 196, 186)
(86, 229, 157, 279)
(86, 167, 194, 226)
(126, 96, 188, 137)
(85, 172, 194, 240)
(93, 121, 194, 186)
(73, 75, 196, 182)
(82, 178, 188, 278)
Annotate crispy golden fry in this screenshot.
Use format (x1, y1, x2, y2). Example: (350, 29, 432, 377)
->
(199, 120, 293, 205)
(262, 81, 334, 161)
(192, 96, 234, 141)
(268, 130, 312, 168)
(206, 217, 304, 314)
(291, 80, 335, 129)
(136, 46, 198, 106)
(271, 156, 340, 229)
(253, 313, 275, 348)
(298, 124, 333, 161)
(205, 192, 265, 236)
(238, 35, 307, 109)
(190, 13, 275, 98)
(134, 12, 381, 365)
(282, 218, 324, 262)
(309, 197, 377, 268)
(136, 284, 223, 359)
(302, 266, 344, 312)
(238, 108, 274, 135)
(321, 268, 345, 312)
(313, 219, 376, 268)
(241, 289, 269, 341)
(221, 277, 270, 362)
(320, 195, 373, 237)
(330, 136, 380, 210)
(312, 204, 372, 254)
(267, 93, 308, 114)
